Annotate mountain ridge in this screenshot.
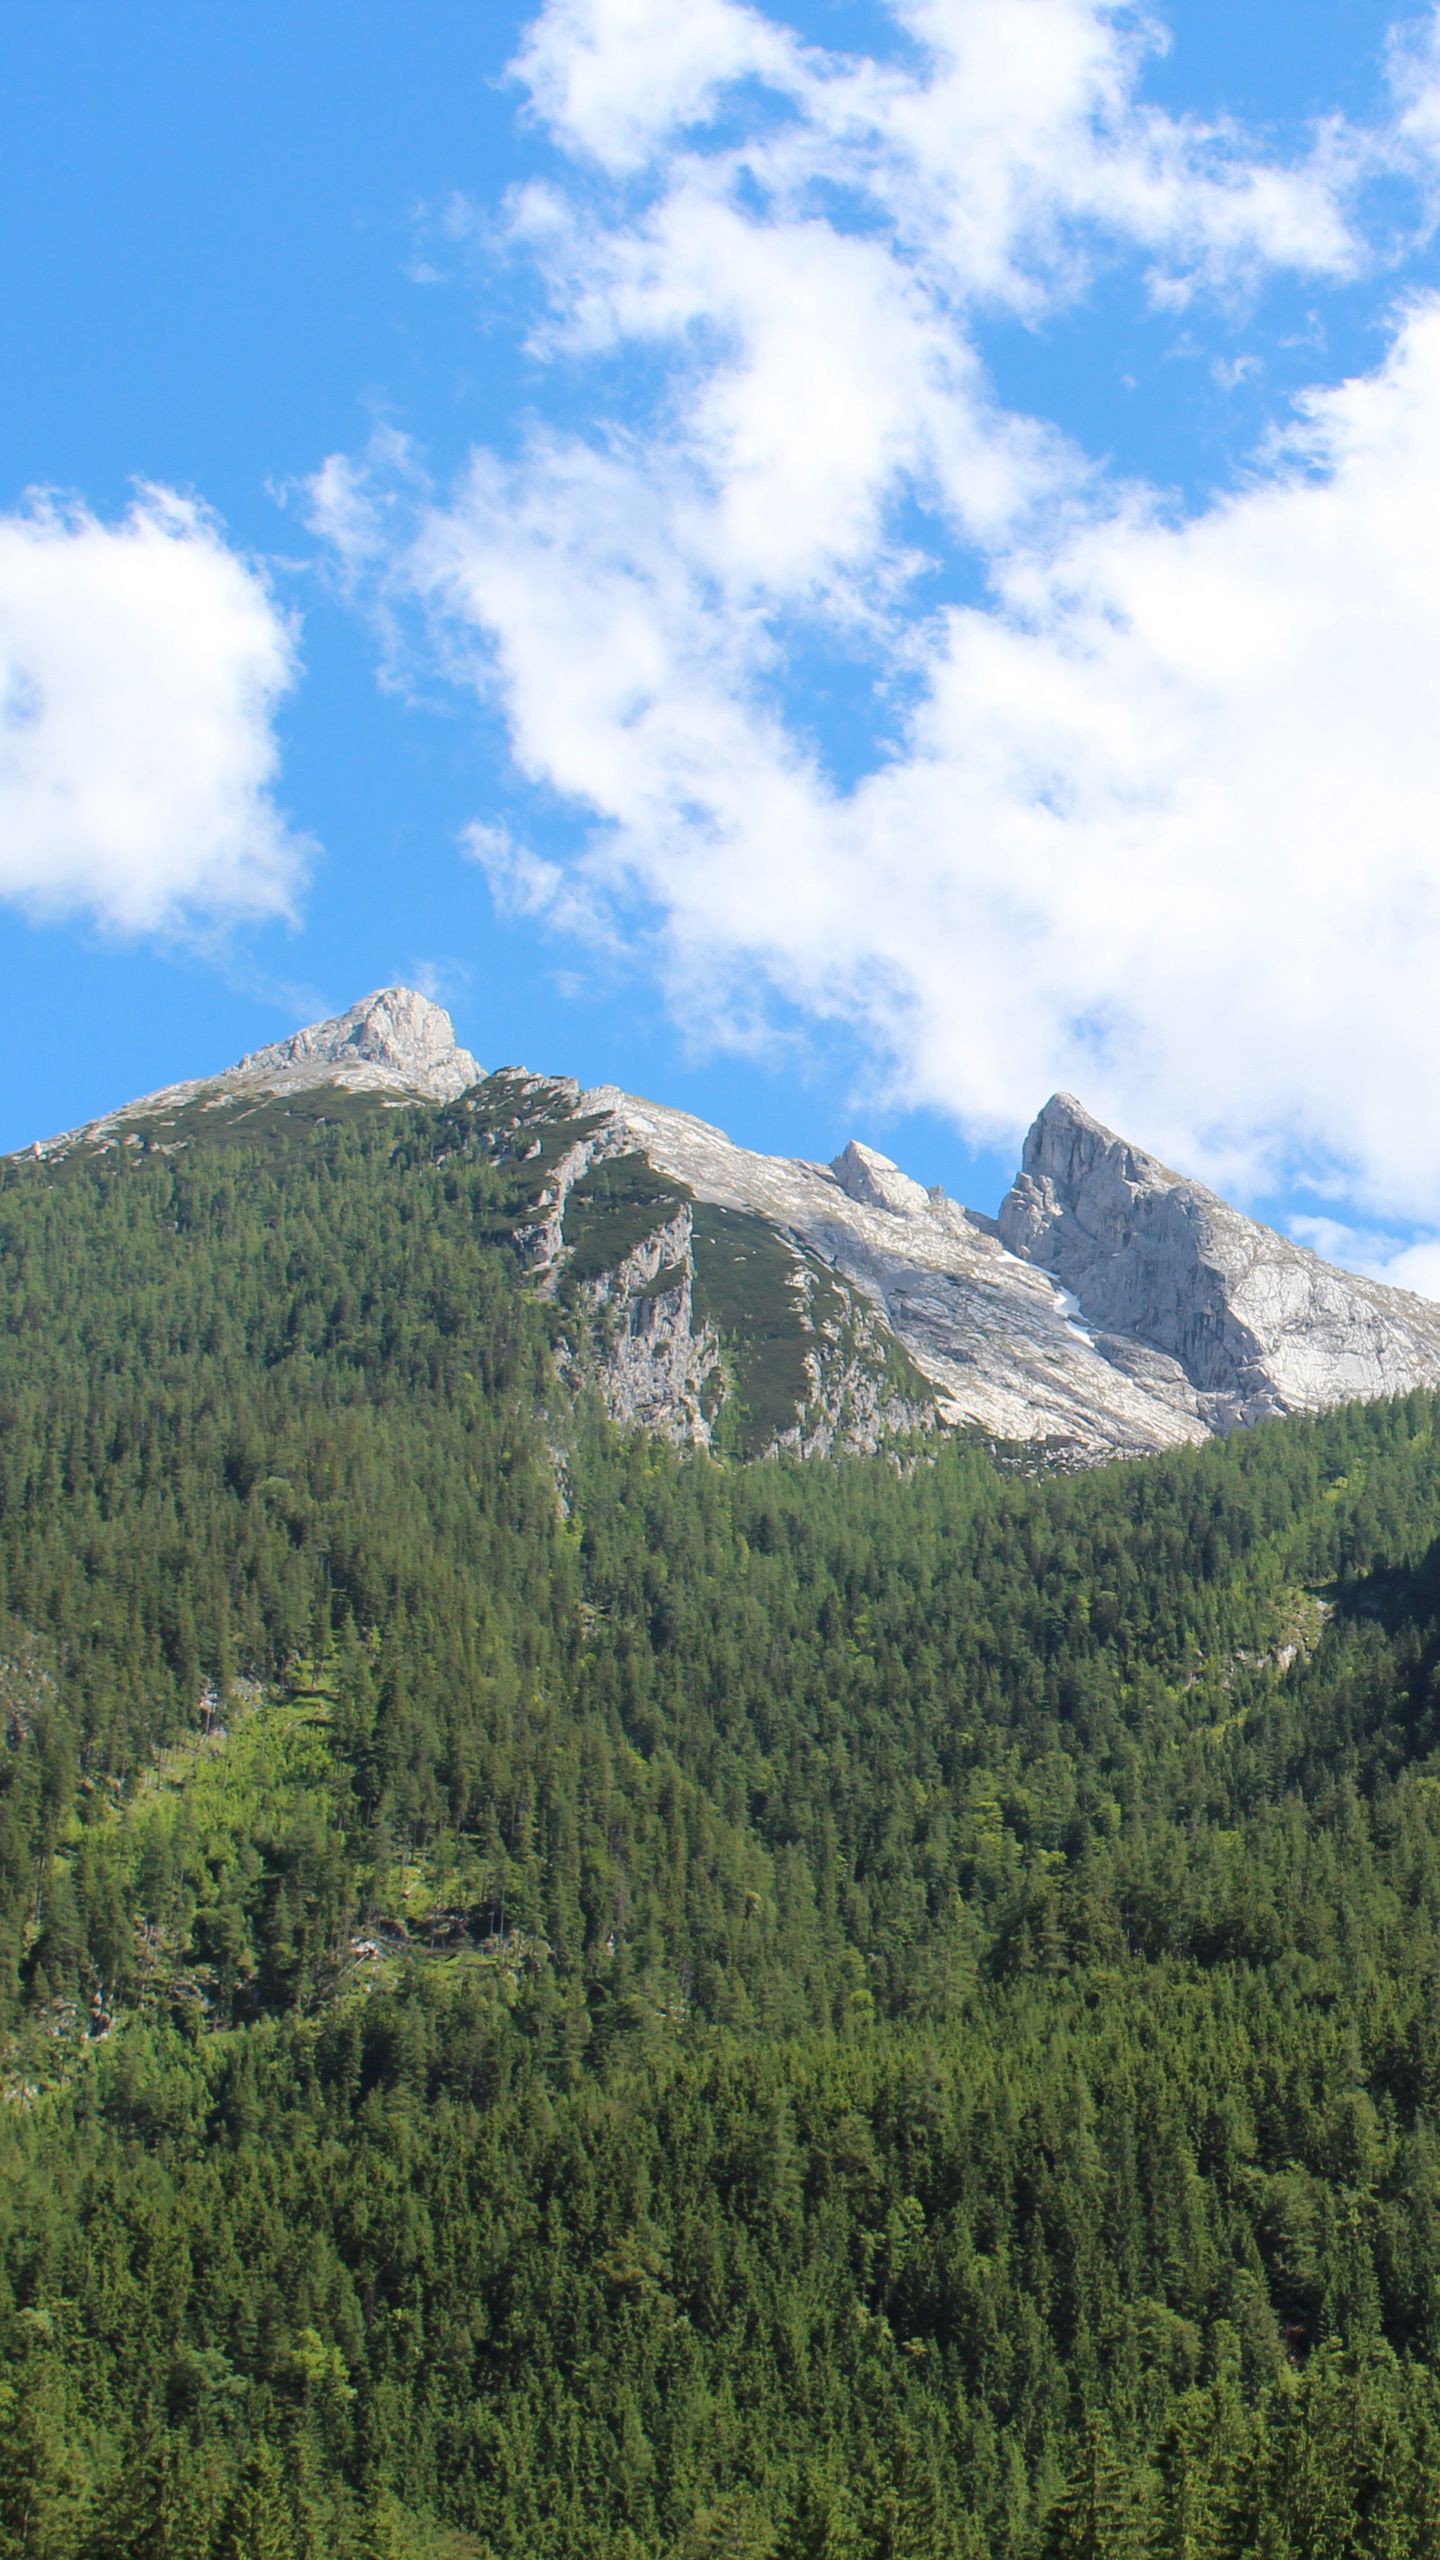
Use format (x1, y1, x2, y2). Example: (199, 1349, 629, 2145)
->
(25, 986, 483, 1161)
(22, 985, 1440, 1465)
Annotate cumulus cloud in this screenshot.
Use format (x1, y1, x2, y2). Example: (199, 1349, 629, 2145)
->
(518, 0, 1365, 294)
(317, 0, 1440, 1232)
(512, 0, 803, 172)
(1289, 1215, 1440, 1300)
(0, 486, 306, 937)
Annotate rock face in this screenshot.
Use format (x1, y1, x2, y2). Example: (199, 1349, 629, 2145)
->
(459, 1071, 935, 1458)
(231, 988, 481, 1104)
(997, 1091, 1440, 1432)
(24, 988, 1440, 1466)
(573, 1200, 722, 1447)
(577, 1089, 1185, 1456)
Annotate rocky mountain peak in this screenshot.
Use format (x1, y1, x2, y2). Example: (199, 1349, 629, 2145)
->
(233, 987, 481, 1104)
(1002, 1092, 1202, 1272)
(998, 1088, 1440, 1426)
(1000, 1090, 1285, 1404)
(1019, 1092, 1183, 1201)
(830, 1139, 936, 1221)
(1022, 1089, 1108, 1172)
(24, 986, 484, 1164)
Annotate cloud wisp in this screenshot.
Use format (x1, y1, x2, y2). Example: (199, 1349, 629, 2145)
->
(0, 486, 307, 940)
(316, 0, 1440, 1248)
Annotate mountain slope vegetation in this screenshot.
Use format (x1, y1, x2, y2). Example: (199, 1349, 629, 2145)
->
(9, 1103, 1440, 2551)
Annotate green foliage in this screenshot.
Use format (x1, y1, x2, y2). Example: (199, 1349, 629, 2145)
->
(15, 1102, 1440, 2547)
(562, 1151, 691, 1282)
(690, 1205, 831, 1451)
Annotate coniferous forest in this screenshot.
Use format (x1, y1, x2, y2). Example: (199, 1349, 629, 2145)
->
(14, 1105, 1440, 2552)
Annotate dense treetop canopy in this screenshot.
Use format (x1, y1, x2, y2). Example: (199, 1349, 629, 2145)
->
(7, 1103, 1440, 2552)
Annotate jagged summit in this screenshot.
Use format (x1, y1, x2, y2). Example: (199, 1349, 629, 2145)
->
(30, 985, 483, 1160)
(830, 1139, 937, 1220)
(1000, 1089, 1440, 1426)
(231, 986, 481, 1105)
(1018, 1090, 1186, 1198)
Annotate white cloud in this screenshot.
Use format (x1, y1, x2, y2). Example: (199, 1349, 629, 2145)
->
(320, 0, 1440, 1233)
(464, 819, 564, 917)
(1388, 8, 1440, 174)
(461, 815, 623, 949)
(500, 0, 1367, 592)
(512, 0, 803, 173)
(1290, 1216, 1440, 1301)
(0, 487, 306, 937)
(519, 0, 1366, 292)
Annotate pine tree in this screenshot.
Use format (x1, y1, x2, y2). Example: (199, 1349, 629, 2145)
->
(1147, 2402, 1215, 2560)
(216, 2439, 297, 2560)
(1040, 2420, 1142, 2560)
(0, 2369, 84, 2560)
(773, 2466, 861, 2560)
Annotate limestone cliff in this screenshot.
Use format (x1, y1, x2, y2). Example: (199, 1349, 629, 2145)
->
(230, 987, 481, 1104)
(463, 1071, 933, 1458)
(999, 1093, 1440, 1430)
(594, 1087, 1208, 1459)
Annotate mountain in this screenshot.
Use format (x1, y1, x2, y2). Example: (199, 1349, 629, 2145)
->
(29, 986, 482, 1157)
(27, 987, 1440, 1463)
(999, 1090, 1440, 1429)
(12, 1059, 1440, 2555)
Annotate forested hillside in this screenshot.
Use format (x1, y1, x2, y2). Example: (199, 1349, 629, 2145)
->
(10, 1104, 1440, 2551)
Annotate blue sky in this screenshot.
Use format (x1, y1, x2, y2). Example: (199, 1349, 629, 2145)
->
(9, 2, 1440, 1275)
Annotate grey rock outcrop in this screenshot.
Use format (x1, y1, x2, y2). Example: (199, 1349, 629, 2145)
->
(831, 1140, 938, 1222)
(231, 987, 481, 1104)
(562, 1202, 723, 1448)
(470, 1072, 932, 1457)
(596, 1087, 1209, 1458)
(999, 1092, 1440, 1431)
